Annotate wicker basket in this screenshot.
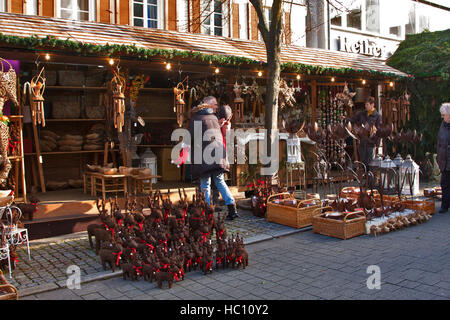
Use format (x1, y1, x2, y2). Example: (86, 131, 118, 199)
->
(0, 270, 18, 300)
(266, 193, 321, 228)
(312, 206, 367, 240)
(401, 198, 436, 215)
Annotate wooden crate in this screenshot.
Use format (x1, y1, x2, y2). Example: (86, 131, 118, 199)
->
(312, 207, 366, 240)
(266, 193, 321, 229)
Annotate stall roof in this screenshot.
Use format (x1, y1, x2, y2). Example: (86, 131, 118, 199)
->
(0, 13, 409, 79)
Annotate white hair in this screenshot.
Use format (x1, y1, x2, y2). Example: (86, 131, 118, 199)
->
(440, 103, 450, 115)
(202, 96, 217, 105)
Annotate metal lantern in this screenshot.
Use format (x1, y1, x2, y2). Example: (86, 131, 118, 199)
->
(174, 83, 185, 127)
(400, 154, 420, 196)
(380, 156, 397, 193)
(286, 134, 302, 164)
(140, 148, 158, 184)
(368, 154, 383, 190)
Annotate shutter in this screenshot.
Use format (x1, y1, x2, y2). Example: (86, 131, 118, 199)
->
(168, 0, 177, 31)
(100, 0, 110, 23)
(119, 0, 129, 25)
(41, 0, 55, 17)
(250, 5, 258, 41)
(285, 11, 291, 44)
(10, 0, 23, 13)
(191, 0, 201, 33)
(232, 3, 239, 38)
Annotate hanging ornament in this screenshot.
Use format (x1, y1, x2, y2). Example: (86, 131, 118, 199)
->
(29, 67, 46, 127)
(111, 71, 126, 133)
(0, 58, 18, 109)
(173, 81, 186, 127)
(233, 81, 244, 123)
(335, 82, 356, 109)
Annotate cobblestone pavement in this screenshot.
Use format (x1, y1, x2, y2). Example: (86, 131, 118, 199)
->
(15, 201, 450, 301)
(5, 205, 299, 297)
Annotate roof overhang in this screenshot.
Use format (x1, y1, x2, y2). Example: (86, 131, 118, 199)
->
(0, 13, 410, 80)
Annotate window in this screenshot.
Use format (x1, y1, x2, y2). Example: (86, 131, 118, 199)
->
(26, 0, 38, 15)
(202, 0, 224, 36)
(346, 5, 361, 30)
(330, 7, 342, 26)
(365, 0, 379, 33)
(0, 0, 5, 12)
(58, 0, 96, 21)
(405, 3, 416, 35)
(133, 0, 163, 29)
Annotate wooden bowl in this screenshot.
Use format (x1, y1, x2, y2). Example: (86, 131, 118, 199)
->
(103, 168, 118, 175)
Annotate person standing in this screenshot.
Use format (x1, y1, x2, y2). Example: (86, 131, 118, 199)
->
(437, 102, 450, 213)
(188, 96, 238, 220)
(348, 96, 382, 168)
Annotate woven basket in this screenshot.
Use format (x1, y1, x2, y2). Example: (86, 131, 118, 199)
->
(0, 270, 18, 300)
(266, 193, 321, 228)
(312, 206, 366, 240)
(401, 198, 435, 215)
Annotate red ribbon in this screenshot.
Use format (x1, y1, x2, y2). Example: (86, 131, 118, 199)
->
(162, 263, 170, 271)
(138, 222, 143, 232)
(217, 229, 225, 239)
(235, 256, 243, 264)
(186, 259, 192, 268)
(204, 261, 212, 271)
(159, 239, 168, 252)
(201, 231, 209, 243)
(216, 256, 223, 265)
(112, 251, 122, 266)
(133, 265, 143, 276)
(195, 257, 202, 265)
(172, 272, 180, 282)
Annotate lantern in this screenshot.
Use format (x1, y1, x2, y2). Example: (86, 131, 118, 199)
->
(140, 148, 158, 184)
(286, 134, 302, 164)
(368, 154, 383, 189)
(380, 156, 397, 194)
(400, 154, 420, 196)
(233, 82, 244, 123)
(174, 83, 186, 127)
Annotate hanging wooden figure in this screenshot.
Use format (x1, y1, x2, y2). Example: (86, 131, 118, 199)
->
(0, 58, 18, 109)
(174, 82, 186, 127)
(111, 71, 126, 133)
(30, 67, 46, 127)
(233, 81, 244, 123)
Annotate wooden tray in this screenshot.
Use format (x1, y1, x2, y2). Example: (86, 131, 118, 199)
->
(312, 206, 366, 240)
(266, 193, 321, 229)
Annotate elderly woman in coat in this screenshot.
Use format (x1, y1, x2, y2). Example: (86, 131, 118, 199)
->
(437, 102, 450, 213)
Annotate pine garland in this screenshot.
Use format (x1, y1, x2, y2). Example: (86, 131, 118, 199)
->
(0, 32, 408, 79)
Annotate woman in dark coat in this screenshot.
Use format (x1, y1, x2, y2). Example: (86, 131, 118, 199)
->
(188, 96, 238, 220)
(437, 102, 450, 213)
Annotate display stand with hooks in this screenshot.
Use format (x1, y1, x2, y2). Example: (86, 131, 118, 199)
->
(0, 58, 26, 201)
(22, 65, 46, 193)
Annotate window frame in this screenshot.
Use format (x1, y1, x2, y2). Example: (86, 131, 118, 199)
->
(201, 0, 225, 37)
(56, 0, 96, 22)
(132, 0, 165, 29)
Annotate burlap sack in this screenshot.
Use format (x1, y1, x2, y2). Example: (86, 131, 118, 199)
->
(51, 96, 81, 119)
(85, 94, 106, 119)
(40, 130, 59, 140)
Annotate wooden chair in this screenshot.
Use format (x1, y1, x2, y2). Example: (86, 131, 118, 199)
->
(0, 270, 18, 300)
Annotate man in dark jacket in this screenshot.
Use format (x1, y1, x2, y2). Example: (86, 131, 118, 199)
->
(188, 96, 238, 220)
(437, 102, 450, 213)
(349, 96, 382, 167)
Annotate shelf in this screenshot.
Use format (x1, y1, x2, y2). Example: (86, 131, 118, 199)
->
(141, 117, 177, 121)
(7, 115, 23, 121)
(46, 86, 107, 91)
(45, 118, 106, 122)
(136, 145, 174, 148)
(25, 149, 119, 156)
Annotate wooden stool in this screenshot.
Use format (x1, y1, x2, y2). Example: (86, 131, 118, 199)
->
(83, 172, 95, 196)
(91, 172, 128, 199)
(132, 175, 161, 195)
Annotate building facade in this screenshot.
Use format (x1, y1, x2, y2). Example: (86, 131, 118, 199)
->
(316, 0, 450, 60)
(0, 0, 307, 46)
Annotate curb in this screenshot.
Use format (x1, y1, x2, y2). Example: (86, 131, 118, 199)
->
(18, 226, 311, 298)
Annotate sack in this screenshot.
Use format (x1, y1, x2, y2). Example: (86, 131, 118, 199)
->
(51, 96, 81, 119)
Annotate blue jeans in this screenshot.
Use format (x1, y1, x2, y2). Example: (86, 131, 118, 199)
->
(200, 172, 235, 206)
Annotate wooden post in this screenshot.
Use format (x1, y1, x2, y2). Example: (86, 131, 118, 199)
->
(30, 101, 46, 192)
(311, 80, 317, 123)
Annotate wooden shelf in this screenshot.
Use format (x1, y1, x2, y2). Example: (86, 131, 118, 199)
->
(45, 118, 106, 122)
(25, 149, 119, 156)
(46, 86, 107, 91)
(7, 115, 23, 121)
(136, 145, 173, 148)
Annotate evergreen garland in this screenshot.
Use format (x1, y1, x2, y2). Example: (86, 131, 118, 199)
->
(0, 32, 408, 79)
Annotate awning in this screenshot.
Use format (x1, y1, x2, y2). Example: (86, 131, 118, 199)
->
(0, 13, 409, 79)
